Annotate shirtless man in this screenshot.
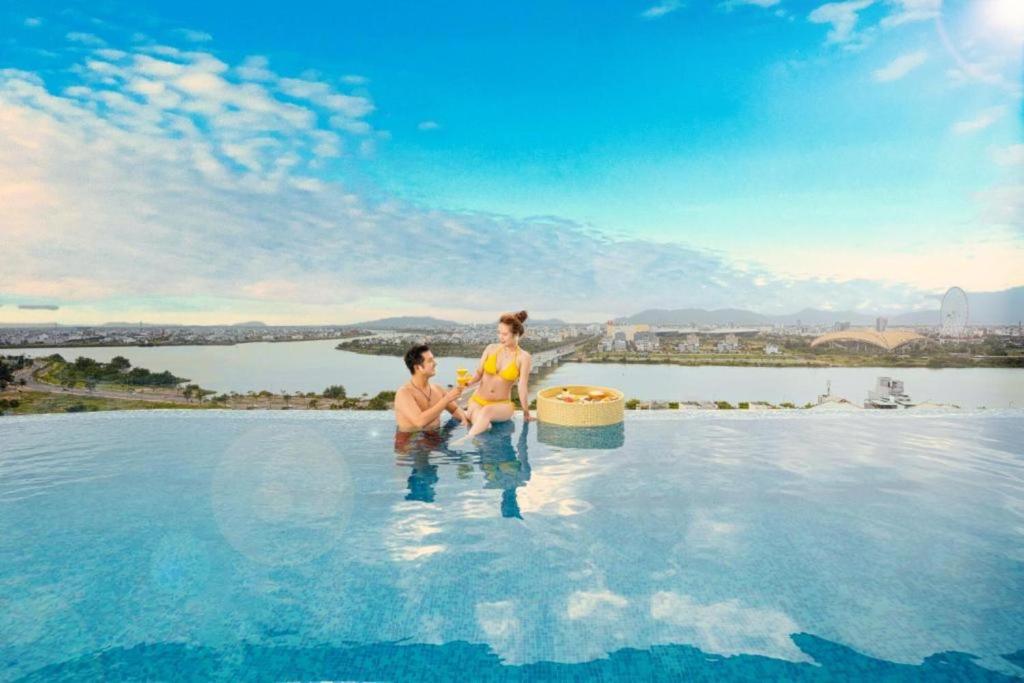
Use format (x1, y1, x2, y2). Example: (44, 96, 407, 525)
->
(394, 344, 470, 433)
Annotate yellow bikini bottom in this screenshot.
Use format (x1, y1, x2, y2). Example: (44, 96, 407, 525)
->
(471, 393, 513, 407)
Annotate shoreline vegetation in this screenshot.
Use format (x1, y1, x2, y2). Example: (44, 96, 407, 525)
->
(0, 354, 968, 417)
(334, 337, 579, 358)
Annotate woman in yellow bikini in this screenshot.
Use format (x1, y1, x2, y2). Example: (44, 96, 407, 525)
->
(462, 310, 533, 440)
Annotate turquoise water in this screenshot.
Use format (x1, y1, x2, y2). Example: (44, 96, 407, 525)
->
(1, 411, 1022, 681)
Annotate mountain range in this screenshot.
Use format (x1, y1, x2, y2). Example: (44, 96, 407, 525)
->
(614, 287, 1024, 327)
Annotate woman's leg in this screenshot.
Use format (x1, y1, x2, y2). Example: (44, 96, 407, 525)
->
(466, 402, 514, 439)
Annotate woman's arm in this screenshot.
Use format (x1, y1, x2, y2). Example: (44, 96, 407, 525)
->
(517, 353, 533, 421)
(467, 344, 490, 385)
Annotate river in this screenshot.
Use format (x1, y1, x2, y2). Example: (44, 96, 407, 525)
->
(4, 340, 1022, 408)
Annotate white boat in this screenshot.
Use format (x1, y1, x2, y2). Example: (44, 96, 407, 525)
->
(865, 377, 914, 409)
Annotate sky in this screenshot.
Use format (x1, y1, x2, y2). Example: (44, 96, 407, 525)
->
(0, 0, 1021, 324)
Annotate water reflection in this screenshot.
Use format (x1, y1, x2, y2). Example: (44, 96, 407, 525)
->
(393, 421, 463, 503)
(537, 421, 625, 450)
(478, 422, 532, 519)
(393, 420, 531, 518)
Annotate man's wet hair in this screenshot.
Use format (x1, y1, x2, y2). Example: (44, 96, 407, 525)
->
(404, 344, 431, 374)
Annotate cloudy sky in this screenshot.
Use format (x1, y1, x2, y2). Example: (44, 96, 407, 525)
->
(1, 0, 1021, 324)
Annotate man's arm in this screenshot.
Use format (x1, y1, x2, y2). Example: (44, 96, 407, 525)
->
(445, 393, 470, 425)
(395, 386, 464, 430)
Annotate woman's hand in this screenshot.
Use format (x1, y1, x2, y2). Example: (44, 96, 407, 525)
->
(522, 410, 535, 422)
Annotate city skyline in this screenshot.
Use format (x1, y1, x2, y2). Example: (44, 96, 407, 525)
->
(1, 0, 1022, 325)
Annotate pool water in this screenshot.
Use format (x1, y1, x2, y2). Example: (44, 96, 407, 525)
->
(1, 411, 1022, 681)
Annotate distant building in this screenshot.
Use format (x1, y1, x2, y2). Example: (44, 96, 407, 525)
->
(716, 333, 740, 353)
(875, 317, 888, 332)
(834, 321, 851, 332)
(677, 334, 700, 353)
(634, 331, 659, 352)
(604, 322, 650, 342)
(810, 328, 925, 353)
(764, 343, 780, 355)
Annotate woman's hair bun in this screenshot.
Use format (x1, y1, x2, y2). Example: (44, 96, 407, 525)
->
(515, 310, 528, 323)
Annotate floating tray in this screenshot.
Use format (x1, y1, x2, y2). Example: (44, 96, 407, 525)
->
(536, 385, 624, 427)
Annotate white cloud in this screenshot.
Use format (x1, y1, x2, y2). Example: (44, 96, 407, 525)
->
(66, 32, 106, 47)
(992, 144, 1024, 166)
(872, 50, 927, 81)
(24, 17, 43, 28)
(808, 0, 875, 43)
(417, 120, 440, 131)
(278, 77, 374, 117)
(174, 28, 213, 43)
(952, 106, 1006, 135)
(976, 186, 1024, 235)
(723, 0, 781, 8)
(0, 37, 959, 322)
(342, 74, 369, 85)
(94, 48, 127, 61)
(880, 0, 940, 27)
(235, 56, 275, 82)
(641, 0, 683, 19)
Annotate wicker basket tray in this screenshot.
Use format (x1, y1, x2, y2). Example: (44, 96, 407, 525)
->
(536, 385, 624, 427)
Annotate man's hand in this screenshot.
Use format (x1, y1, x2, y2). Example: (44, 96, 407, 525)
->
(445, 385, 465, 402)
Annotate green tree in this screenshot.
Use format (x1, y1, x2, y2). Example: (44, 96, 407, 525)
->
(368, 390, 396, 410)
(109, 356, 132, 370)
(323, 385, 347, 399)
(0, 360, 12, 389)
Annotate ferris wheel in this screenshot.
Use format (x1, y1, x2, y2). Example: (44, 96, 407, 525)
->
(940, 286, 969, 338)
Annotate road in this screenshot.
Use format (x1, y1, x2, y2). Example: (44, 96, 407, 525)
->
(12, 361, 192, 405)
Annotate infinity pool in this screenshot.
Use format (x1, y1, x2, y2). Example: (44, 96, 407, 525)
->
(1, 411, 1022, 681)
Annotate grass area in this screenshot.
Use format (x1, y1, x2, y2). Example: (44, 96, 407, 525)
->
(2, 391, 210, 415)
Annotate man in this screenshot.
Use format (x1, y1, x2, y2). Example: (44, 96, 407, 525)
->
(394, 344, 470, 433)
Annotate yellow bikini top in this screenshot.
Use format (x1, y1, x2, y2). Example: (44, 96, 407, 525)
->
(483, 345, 520, 381)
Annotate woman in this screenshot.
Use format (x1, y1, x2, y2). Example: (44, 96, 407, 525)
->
(462, 310, 533, 440)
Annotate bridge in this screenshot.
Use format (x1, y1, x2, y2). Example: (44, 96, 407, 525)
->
(530, 340, 588, 373)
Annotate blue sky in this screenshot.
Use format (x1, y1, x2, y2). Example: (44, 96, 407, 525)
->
(0, 0, 1021, 323)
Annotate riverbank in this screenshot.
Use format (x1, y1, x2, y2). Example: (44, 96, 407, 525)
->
(335, 337, 584, 358)
(332, 340, 1024, 369)
(573, 351, 1024, 369)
